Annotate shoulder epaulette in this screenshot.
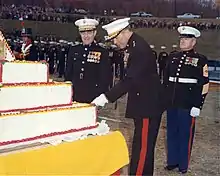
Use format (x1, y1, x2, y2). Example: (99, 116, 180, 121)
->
(97, 42, 107, 48)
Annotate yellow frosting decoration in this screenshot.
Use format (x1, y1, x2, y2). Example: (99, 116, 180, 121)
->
(8, 60, 47, 64)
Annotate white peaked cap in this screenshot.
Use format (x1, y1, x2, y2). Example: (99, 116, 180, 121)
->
(102, 17, 130, 40)
(75, 18, 99, 32)
(59, 39, 65, 43)
(177, 26, 201, 38)
(150, 45, 155, 49)
(161, 46, 166, 49)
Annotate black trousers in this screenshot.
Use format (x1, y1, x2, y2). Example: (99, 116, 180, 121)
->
(129, 115, 162, 176)
(58, 57, 65, 77)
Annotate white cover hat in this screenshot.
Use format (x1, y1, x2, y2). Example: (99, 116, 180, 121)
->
(102, 17, 130, 40)
(177, 26, 201, 38)
(75, 18, 99, 32)
(161, 46, 166, 49)
(59, 39, 65, 43)
(150, 45, 155, 49)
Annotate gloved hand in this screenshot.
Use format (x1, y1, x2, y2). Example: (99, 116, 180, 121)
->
(91, 94, 108, 107)
(190, 107, 200, 117)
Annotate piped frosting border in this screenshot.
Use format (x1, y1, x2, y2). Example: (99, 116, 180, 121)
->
(0, 102, 94, 118)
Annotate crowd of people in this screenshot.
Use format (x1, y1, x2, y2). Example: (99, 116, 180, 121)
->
(6, 28, 177, 83)
(1, 4, 220, 31)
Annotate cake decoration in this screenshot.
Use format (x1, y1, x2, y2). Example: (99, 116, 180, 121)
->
(0, 30, 15, 61)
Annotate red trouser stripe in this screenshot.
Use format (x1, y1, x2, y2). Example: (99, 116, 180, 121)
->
(136, 118, 149, 175)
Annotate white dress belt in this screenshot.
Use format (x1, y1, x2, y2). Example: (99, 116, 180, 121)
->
(169, 77, 198, 83)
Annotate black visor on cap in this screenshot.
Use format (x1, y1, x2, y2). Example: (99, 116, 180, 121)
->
(179, 34, 195, 38)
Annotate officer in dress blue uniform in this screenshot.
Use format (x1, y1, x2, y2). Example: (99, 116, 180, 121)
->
(65, 18, 112, 103)
(150, 45, 157, 62)
(158, 46, 169, 81)
(58, 41, 68, 78)
(47, 42, 57, 74)
(170, 44, 178, 54)
(92, 18, 162, 176)
(163, 26, 209, 174)
(39, 41, 47, 61)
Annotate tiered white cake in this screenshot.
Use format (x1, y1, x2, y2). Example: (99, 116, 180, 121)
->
(0, 60, 108, 149)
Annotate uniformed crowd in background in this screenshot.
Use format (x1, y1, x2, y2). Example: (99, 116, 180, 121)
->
(6, 30, 173, 82)
(1, 4, 220, 31)
(131, 19, 220, 31)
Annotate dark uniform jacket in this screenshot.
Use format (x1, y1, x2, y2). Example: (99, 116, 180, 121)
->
(158, 51, 169, 69)
(39, 45, 47, 60)
(105, 33, 162, 119)
(152, 50, 157, 61)
(163, 49, 209, 110)
(16, 43, 38, 61)
(65, 42, 112, 103)
(25, 44, 38, 61)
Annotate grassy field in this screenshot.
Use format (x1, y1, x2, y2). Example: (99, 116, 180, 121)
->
(0, 19, 219, 59)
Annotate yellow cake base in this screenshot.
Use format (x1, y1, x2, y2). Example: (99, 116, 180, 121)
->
(0, 131, 129, 176)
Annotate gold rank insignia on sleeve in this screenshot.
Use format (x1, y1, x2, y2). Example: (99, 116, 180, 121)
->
(202, 83, 209, 94)
(87, 51, 101, 63)
(203, 64, 209, 77)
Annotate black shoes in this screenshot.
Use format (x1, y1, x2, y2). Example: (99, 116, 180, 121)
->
(165, 165, 188, 174)
(179, 169, 187, 174)
(164, 164, 179, 170)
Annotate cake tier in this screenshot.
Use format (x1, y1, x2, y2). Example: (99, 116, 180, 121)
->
(0, 103, 97, 148)
(0, 82, 73, 113)
(0, 61, 48, 84)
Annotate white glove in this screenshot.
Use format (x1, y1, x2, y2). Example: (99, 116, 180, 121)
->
(190, 107, 200, 117)
(91, 94, 108, 107)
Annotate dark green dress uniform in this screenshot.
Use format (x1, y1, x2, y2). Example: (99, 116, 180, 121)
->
(104, 33, 163, 176)
(65, 42, 112, 103)
(163, 49, 209, 173)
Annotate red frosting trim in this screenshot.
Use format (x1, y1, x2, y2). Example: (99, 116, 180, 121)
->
(0, 103, 72, 113)
(2, 82, 72, 87)
(0, 124, 98, 146)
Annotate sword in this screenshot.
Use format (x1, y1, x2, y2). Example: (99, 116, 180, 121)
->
(112, 63, 118, 110)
